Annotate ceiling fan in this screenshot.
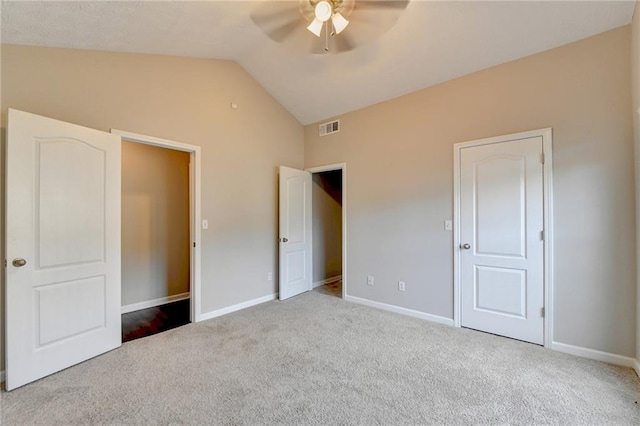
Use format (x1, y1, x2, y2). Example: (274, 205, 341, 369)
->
(251, 0, 410, 54)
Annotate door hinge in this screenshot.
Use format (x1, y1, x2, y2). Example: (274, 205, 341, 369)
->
(541, 153, 545, 164)
(3, 259, 6, 268)
(193, 242, 196, 248)
(540, 230, 544, 241)
(541, 307, 545, 318)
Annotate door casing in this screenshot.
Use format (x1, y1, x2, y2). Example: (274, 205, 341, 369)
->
(111, 129, 202, 322)
(452, 128, 554, 348)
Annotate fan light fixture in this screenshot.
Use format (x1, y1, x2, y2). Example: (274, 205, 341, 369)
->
(332, 12, 349, 34)
(306, 1, 350, 37)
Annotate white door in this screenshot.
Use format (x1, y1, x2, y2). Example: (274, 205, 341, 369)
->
(5, 109, 121, 390)
(459, 136, 544, 344)
(279, 166, 312, 300)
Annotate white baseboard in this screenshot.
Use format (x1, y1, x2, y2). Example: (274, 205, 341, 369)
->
(344, 295, 454, 327)
(551, 341, 637, 369)
(313, 275, 342, 288)
(121, 292, 190, 314)
(199, 293, 278, 322)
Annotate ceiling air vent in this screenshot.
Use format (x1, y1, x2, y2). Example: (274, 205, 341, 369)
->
(319, 119, 340, 137)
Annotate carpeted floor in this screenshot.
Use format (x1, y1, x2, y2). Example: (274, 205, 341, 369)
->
(1, 291, 639, 425)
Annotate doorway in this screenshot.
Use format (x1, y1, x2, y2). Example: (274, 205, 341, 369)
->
(307, 163, 347, 299)
(453, 128, 553, 346)
(311, 169, 343, 298)
(120, 141, 191, 341)
(112, 129, 203, 326)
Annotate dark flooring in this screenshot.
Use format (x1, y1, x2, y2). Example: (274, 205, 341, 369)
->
(122, 299, 191, 342)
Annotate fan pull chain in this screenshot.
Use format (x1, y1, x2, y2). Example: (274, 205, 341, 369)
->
(325, 21, 329, 52)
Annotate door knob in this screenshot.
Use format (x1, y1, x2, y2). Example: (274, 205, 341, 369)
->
(12, 258, 27, 267)
(460, 243, 471, 250)
(281, 238, 288, 243)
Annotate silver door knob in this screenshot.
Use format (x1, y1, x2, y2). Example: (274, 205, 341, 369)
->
(12, 258, 27, 267)
(281, 238, 288, 243)
(460, 243, 471, 250)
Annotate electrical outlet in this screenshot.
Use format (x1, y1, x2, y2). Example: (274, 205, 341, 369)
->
(398, 281, 405, 291)
(267, 272, 273, 281)
(367, 275, 374, 286)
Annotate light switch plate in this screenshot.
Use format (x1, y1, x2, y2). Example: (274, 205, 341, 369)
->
(444, 220, 452, 231)
(202, 220, 209, 230)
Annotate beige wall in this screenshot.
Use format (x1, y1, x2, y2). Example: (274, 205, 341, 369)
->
(0, 44, 304, 372)
(121, 141, 190, 307)
(632, 1, 640, 362)
(0, 22, 637, 376)
(305, 26, 636, 357)
(312, 171, 342, 283)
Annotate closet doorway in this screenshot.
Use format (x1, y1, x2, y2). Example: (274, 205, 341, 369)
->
(307, 164, 346, 299)
(113, 130, 202, 341)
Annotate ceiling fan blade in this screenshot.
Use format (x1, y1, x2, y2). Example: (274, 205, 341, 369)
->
(265, 20, 307, 43)
(299, 33, 321, 54)
(348, 10, 400, 29)
(336, 0, 355, 17)
(260, 20, 328, 54)
(355, 0, 409, 10)
(325, 14, 392, 49)
(297, 0, 316, 21)
(251, 1, 303, 29)
(332, 32, 356, 53)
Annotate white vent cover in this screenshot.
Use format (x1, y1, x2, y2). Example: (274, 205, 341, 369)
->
(319, 119, 340, 136)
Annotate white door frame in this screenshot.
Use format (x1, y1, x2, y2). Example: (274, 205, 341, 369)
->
(111, 129, 203, 322)
(453, 128, 554, 348)
(305, 163, 347, 299)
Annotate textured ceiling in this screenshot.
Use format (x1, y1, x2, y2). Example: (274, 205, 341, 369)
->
(1, 1, 636, 125)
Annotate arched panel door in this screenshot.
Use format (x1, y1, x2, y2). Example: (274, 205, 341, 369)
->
(459, 136, 544, 344)
(6, 109, 121, 390)
(278, 166, 312, 300)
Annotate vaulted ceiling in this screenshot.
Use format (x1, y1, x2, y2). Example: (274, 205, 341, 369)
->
(1, 1, 636, 124)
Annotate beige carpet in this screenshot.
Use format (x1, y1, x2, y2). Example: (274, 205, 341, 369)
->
(1, 291, 639, 425)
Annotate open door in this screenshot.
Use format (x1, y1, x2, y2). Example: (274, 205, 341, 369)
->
(5, 109, 122, 390)
(278, 166, 312, 300)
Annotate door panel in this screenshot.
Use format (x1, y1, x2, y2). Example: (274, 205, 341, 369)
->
(6, 109, 121, 390)
(279, 166, 311, 300)
(37, 276, 106, 346)
(38, 139, 106, 267)
(475, 156, 526, 258)
(460, 136, 544, 344)
(286, 177, 305, 244)
(475, 266, 526, 318)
